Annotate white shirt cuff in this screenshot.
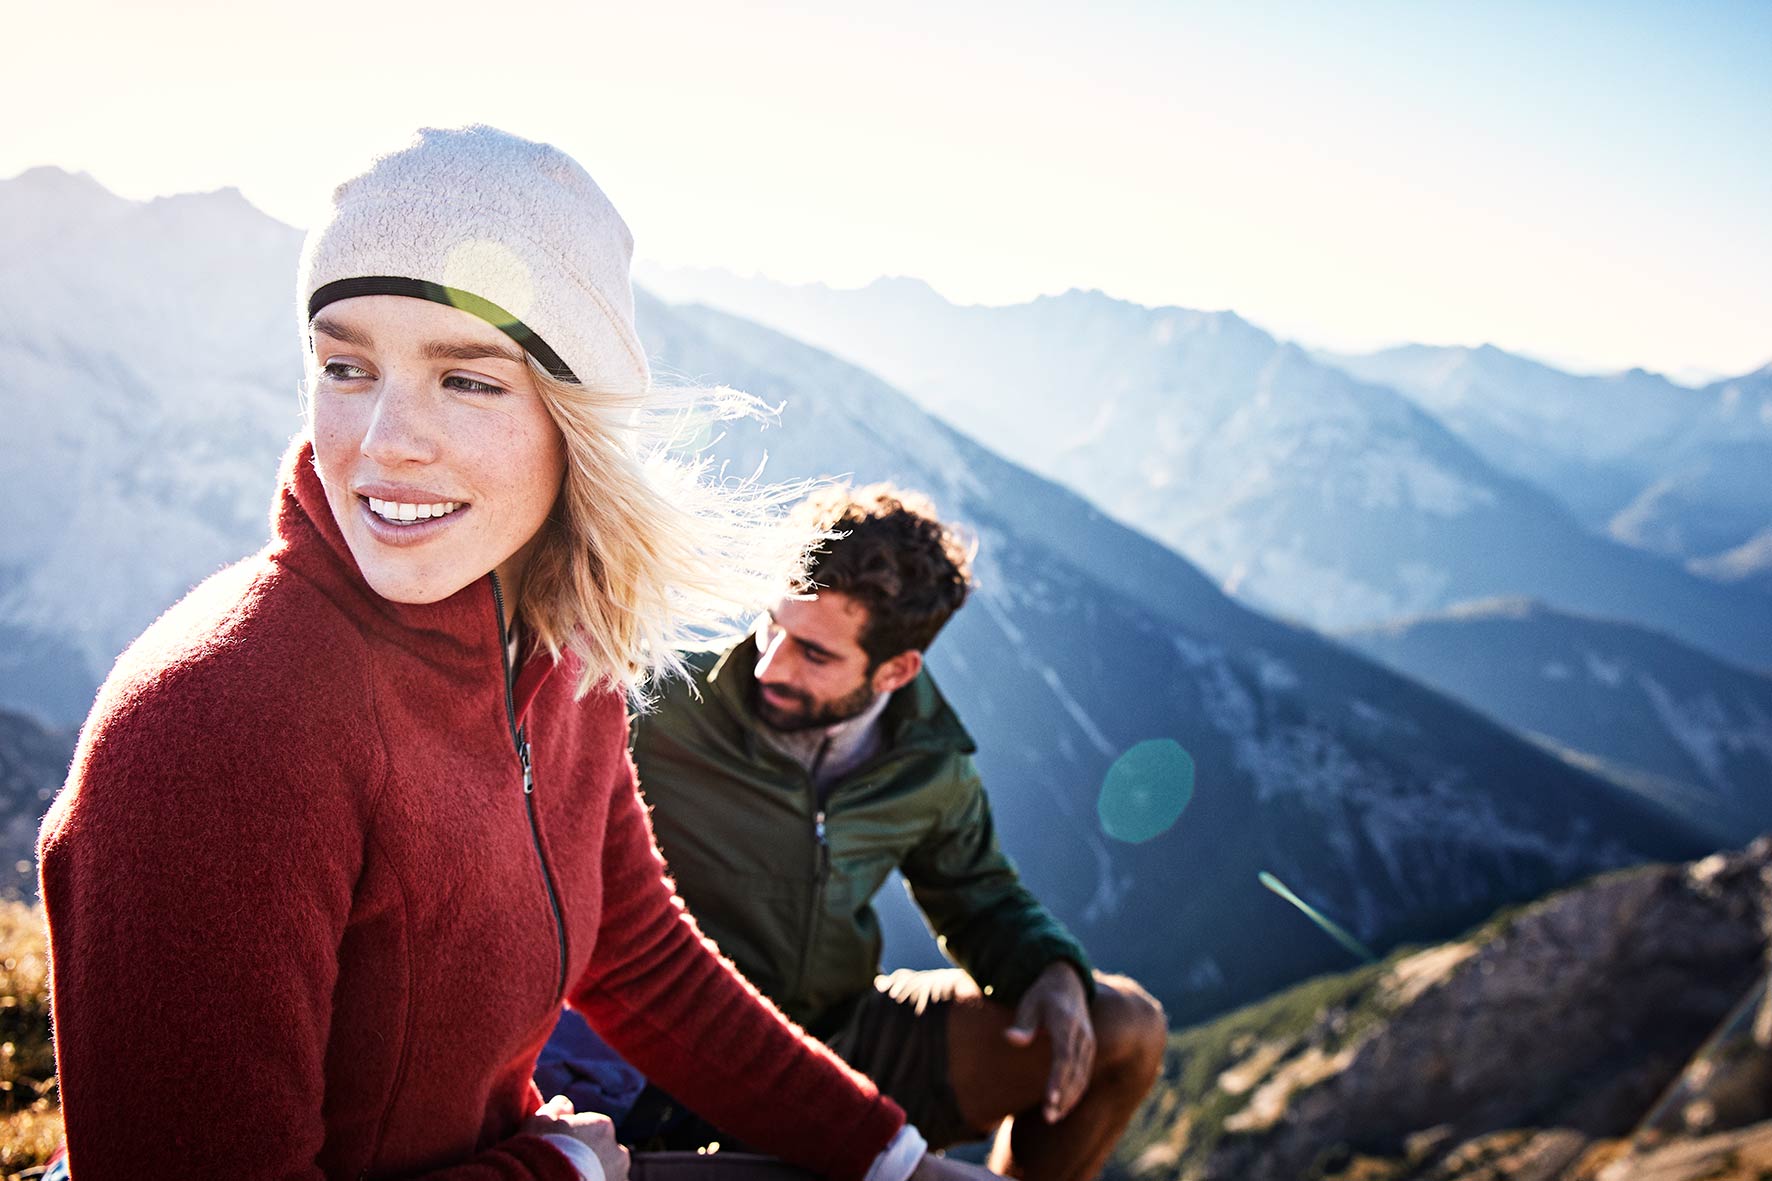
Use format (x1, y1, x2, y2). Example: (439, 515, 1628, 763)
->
(540, 1133, 605, 1181)
(863, 1124, 927, 1181)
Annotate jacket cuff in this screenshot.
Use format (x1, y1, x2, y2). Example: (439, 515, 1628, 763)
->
(505, 1134, 592, 1181)
(986, 938, 1096, 1007)
(1056, 954, 1097, 1004)
(863, 1124, 927, 1181)
(541, 1134, 603, 1181)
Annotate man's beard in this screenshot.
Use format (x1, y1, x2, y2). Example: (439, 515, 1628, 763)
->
(754, 677, 878, 733)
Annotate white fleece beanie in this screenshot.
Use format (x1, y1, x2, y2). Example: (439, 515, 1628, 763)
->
(298, 124, 650, 391)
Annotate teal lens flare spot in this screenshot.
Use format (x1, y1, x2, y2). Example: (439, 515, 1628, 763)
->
(1098, 739, 1194, 844)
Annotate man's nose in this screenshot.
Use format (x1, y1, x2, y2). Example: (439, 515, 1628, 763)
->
(361, 371, 442, 466)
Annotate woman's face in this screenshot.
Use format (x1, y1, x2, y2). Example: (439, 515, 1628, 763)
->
(308, 294, 567, 610)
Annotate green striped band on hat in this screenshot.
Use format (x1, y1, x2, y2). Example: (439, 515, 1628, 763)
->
(308, 276, 579, 384)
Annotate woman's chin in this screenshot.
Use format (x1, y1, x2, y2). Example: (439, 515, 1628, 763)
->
(355, 563, 478, 607)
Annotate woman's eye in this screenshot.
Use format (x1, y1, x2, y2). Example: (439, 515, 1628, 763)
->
(321, 361, 371, 381)
(444, 374, 507, 396)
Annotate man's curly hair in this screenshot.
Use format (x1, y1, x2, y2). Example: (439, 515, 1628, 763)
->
(789, 483, 977, 666)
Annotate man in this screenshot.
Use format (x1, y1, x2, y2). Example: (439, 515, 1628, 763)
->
(553, 484, 1166, 1180)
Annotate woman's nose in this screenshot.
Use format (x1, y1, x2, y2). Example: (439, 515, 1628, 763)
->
(360, 373, 442, 466)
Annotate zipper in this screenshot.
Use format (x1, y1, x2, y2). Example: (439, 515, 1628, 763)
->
(789, 801, 833, 1002)
(788, 739, 838, 1002)
(491, 573, 568, 1003)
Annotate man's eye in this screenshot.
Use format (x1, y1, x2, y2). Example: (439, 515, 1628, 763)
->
(444, 375, 507, 395)
(321, 361, 370, 381)
(803, 650, 830, 665)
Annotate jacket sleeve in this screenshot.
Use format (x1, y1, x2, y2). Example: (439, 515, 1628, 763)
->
(37, 670, 579, 1181)
(567, 752, 905, 1181)
(899, 753, 1095, 1005)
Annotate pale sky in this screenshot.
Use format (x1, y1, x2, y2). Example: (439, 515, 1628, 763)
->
(5, 0, 1769, 380)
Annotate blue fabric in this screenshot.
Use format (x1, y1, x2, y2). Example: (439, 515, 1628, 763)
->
(43, 1157, 70, 1181)
(535, 1008, 648, 1122)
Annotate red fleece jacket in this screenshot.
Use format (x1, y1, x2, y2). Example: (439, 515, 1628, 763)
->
(37, 441, 904, 1180)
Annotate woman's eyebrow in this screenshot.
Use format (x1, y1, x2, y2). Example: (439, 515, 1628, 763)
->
(421, 338, 527, 366)
(311, 315, 372, 347)
(309, 317, 523, 367)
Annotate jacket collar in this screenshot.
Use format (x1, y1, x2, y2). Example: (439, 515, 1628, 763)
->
(266, 435, 558, 717)
(704, 634, 976, 760)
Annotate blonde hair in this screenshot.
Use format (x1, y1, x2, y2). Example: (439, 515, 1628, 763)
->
(518, 361, 814, 704)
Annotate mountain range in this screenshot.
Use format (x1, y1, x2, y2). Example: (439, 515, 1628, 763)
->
(0, 165, 305, 723)
(637, 291, 1722, 1019)
(0, 169, 1725, 1026)
(0, 708, 73, 902)
(1342, 599, 1772, 848)
(636, 267, 1772, 669)
(1323, 343, 1772, 573)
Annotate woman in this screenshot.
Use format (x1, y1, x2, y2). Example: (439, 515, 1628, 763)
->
(37, 126, 974, 1181)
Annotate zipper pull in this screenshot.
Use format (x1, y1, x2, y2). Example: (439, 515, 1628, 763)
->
(814, 810, 827, 844)
(520, 737, 535, 795)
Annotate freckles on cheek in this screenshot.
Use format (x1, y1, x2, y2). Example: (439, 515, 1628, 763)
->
(311, 424, 351, 485)
(310, 398, 365, 465)
(309, 412, 369, 510)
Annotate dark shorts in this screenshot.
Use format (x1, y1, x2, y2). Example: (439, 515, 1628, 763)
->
(622, 969, 987, 1153)
(824, 968, 984, 1150)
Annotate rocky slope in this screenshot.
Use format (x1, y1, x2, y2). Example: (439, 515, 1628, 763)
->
(1111, 839, 1772, 1181)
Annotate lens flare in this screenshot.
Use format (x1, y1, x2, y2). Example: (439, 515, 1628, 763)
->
(443, 239, 536, 321)
(1259, 871, 1378, 964)
(1098, 739, 1195, 844)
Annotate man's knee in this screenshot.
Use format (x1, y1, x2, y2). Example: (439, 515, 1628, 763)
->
(1089, 972, 1168, 1082)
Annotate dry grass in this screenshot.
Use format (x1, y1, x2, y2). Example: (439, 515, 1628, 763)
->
(0, 902, 56, 1179)
(0, 1108, 60, 1178)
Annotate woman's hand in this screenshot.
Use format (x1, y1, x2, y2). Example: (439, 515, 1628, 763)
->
(908, 1152, 999, 1181)
(524, 1094, 630, 1181)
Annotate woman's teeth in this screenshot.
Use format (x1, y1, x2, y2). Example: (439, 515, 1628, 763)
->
(367, 497, 462, 524)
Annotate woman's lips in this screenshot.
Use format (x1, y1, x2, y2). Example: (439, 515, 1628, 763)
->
(356, 495, 470, 546)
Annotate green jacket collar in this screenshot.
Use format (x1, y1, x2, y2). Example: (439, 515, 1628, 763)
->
(704, 636, 976, 761)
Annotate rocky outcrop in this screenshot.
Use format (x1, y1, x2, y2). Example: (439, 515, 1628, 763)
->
(1115, 839, 1772, 1181)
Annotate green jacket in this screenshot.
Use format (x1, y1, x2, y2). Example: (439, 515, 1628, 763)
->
(633, 639, 1093, 1037)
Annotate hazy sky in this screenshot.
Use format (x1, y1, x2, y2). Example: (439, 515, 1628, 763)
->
(6, 0, 1768, 379)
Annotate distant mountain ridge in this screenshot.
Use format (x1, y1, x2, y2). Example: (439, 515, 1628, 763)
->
(1324, 343, 1772, 572)
(0, 709, 73, 900)
(0, 166, 306, 715)
(1342, 598, 1772, 845)
(636, 267, 1772, 668)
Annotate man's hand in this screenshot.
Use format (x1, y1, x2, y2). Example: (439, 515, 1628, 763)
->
(1002, 960, 1094, 1123)
(524, 1094, 630, 1181)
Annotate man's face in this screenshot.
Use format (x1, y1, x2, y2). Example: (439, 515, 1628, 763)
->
(752, 591, 880, 732)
